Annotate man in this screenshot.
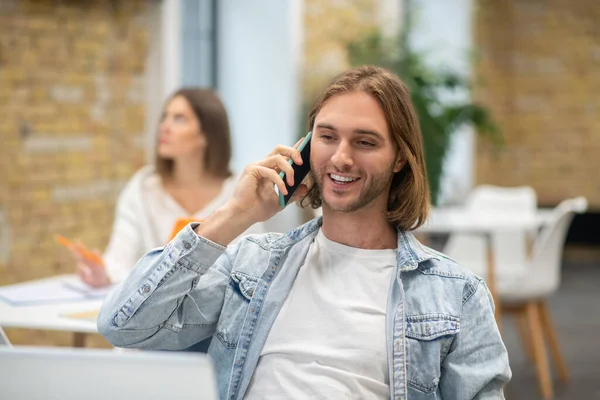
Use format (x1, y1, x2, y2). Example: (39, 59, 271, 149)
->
(98, 65, 511, 399)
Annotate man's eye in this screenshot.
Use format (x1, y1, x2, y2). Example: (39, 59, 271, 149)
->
(321, 134, 334, 140)
(358, 140, 375, 147)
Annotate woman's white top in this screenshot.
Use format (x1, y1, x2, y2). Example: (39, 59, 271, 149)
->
(104, 166, 266, 283)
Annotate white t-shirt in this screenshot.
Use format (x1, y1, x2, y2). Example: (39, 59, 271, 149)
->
(103, 166, 265, 283)
(245, 229, 397, 400)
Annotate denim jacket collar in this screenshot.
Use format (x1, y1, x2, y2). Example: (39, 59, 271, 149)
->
(270, 216, 438, 272)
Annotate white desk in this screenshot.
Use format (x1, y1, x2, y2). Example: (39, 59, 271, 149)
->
(418, 207, 553, 234)
(416, 207, 554, 322)
(0, 274, 106, 346)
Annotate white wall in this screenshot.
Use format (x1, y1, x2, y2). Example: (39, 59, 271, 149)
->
(218, 0, 304, 231)
(378, 0, 403, 38)
(161, 0, 182, 98)
(145, 0, 181, 163)
(409, 0, 475, 205)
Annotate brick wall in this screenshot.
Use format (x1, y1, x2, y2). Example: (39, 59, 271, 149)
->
(473, 0, 600, 208)
(0, 0, 150, 346)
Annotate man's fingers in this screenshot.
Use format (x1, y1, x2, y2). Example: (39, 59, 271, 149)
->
(252, 165, 288, 195)
(266, 143, 303, 165)
(259, 155, 295, 185)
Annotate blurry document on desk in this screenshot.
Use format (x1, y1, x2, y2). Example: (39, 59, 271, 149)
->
(0, 276, 114, 306)
(61, 309, 100, 322)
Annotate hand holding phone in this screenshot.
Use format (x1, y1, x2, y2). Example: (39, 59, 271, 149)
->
(279, 131, 312, 208)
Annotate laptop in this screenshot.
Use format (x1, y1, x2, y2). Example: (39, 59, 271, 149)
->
(0, 346, 218, 400)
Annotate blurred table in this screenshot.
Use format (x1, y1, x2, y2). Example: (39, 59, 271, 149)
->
(0, 274, 106, 347)
(416, 207, 554, 323)
(419, 207, 553, 234)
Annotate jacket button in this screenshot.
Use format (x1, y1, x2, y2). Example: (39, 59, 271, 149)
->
(141, 284, 151, 294)
(183, 241, 192, 250)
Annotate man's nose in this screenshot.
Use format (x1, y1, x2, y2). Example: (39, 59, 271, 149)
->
(331, 142, 354, 169)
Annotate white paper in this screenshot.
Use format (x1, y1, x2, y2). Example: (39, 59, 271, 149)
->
(0, 277, 114, 306)
(60, 275, 114, 297)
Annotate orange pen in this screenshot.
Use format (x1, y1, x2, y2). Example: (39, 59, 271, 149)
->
(55, 235, 105, 266)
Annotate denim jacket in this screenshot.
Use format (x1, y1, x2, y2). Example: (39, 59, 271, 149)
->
(98, 218, 511, 400)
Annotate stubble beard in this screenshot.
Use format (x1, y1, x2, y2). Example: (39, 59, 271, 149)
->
(310, 163, 394, 213)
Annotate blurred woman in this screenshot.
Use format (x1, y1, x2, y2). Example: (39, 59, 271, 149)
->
(71, 88, 264, 287)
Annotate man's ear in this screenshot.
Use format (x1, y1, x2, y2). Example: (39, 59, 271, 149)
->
(393, 157, 405, 173)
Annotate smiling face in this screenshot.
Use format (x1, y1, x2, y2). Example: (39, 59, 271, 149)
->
(309, 91, 404, 214)
(303, 66, 430, 230)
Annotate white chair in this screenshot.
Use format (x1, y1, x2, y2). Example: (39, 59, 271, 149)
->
(498, 197, 586, 400)
(499, 197, 587, 301)
(443, 185, 538, 277)
(446, 194, 587, 400)
(463, 184, 538, 213)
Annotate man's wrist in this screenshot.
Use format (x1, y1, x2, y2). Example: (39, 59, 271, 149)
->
(193, 202, 257, 246)
(219, 201, 260, 226)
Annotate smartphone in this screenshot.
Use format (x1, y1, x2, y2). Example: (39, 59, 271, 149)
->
(279, 131, 312, 208)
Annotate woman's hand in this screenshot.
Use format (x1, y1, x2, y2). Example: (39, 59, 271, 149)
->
(68, 243, 111, 288)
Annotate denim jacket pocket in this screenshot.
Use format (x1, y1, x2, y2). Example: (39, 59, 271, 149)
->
(405, 314, 460, 394)
(215, 271, 259, 349)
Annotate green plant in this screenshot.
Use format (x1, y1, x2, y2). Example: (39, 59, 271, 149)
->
(346, 30, 502, 205)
